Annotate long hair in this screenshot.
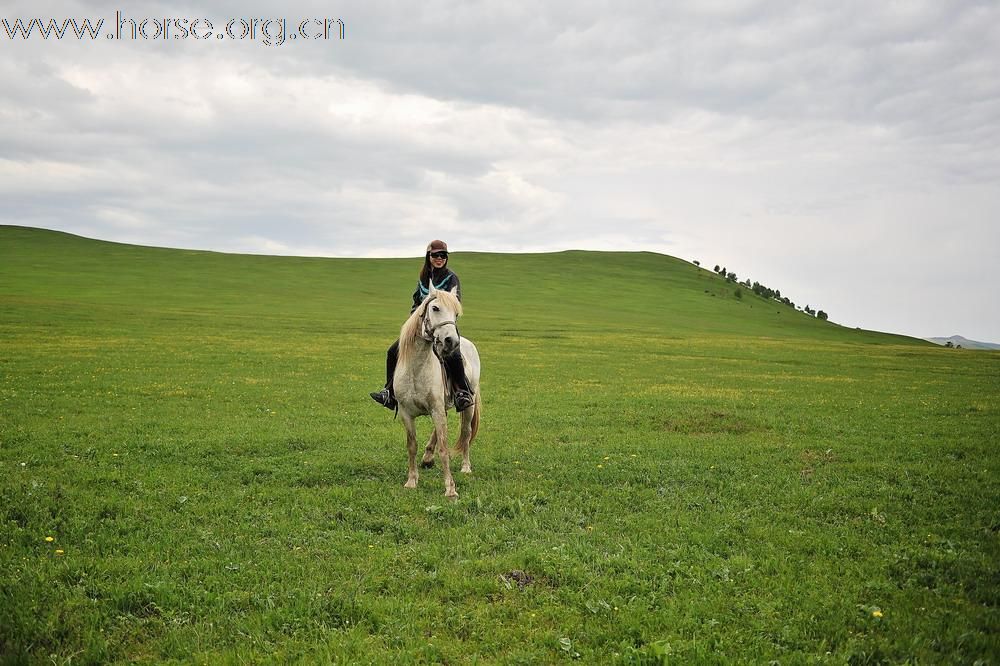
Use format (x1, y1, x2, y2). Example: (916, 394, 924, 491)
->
(397, 289, 463, 366)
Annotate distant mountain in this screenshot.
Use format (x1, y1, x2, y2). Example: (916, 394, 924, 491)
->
(925, 336, 1000, 350)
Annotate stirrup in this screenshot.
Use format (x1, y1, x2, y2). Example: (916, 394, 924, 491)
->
(370, 388, 397, 410)
(454, 389, 474, 412)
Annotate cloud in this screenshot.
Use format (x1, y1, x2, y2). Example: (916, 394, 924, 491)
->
(2, 0, 999, 339)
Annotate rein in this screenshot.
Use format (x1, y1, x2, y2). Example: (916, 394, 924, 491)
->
(425, 318, 458, 337)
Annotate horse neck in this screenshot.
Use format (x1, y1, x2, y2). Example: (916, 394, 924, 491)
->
(398, 316, 433, 368)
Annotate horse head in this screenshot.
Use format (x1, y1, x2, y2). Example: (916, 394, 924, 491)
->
(422, 284, 462, 356)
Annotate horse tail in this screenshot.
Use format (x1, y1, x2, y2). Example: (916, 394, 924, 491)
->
(470, 393, 481, 441)
(456, 393, 480, 457)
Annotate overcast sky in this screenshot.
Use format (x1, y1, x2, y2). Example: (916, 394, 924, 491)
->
(3, 1, 999, 341)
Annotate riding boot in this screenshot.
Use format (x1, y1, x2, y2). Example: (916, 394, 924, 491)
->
(370, 340, 399, 409)
(444, 349, 474, 411)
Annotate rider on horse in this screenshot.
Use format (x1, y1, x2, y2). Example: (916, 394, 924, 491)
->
(370, 240, 476, 412)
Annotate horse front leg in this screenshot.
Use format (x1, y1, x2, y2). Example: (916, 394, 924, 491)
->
(457, 405, 473, 474)
(432, 410, 457, 499)
(402, 414, 419, 489)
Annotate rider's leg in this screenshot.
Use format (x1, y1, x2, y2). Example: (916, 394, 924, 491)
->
(370, 340, 399, 409)
(444, 349, 474, 411)
(385, 340, 399, 388)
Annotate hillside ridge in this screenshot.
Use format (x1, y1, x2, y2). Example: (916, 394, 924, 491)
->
(1, 224, 925, 346)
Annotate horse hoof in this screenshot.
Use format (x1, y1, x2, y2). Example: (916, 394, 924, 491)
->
(420, 459, 435, 469)
(404, 480, 417, 489)
(446, 492, 459, 501)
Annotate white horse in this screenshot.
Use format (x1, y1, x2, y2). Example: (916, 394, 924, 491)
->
(393, 281, 481, 498)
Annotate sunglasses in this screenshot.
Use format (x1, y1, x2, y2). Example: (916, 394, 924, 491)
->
(429, 251, 449, 259)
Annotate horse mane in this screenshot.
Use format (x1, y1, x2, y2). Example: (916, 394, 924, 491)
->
(398, 290, 463, 366)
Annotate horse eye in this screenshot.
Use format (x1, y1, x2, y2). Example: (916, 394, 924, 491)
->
(432, 305, 440, 312)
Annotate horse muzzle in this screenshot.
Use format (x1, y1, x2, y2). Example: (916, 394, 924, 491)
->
(430, 324, 459, 356)
(426, 317, 460, 356)
(435, 330, 460, 355)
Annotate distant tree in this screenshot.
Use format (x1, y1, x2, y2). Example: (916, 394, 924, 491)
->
(693, 260, 700, 267)
(817, 310, 828, 321)
(753, 281, 777, 300)
(705, 263, 806, 314)
(734, 288, 743, 299)
(945, 341, 954, 348)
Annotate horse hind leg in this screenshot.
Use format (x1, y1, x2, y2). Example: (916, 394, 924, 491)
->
(456, 395, 479, 474)
(420, 430, 437, 468)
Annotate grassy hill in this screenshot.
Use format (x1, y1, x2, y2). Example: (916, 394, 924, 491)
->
(0, 225, 920, 342)
(1, 225, 997, 663)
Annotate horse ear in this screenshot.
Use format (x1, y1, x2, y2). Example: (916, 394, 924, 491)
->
(427, 279, 438, 296)
(449, 286, 459, 296)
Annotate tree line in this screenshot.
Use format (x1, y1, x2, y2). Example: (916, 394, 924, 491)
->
(710, 264, 828, 321)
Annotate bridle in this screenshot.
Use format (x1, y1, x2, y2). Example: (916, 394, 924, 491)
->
(419, 295, 461, 359)
(420, 296, 460, 338)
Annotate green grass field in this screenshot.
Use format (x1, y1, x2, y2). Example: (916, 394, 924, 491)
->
(2, 225, 998, 664)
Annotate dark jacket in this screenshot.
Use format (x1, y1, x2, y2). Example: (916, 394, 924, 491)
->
(411, 269, 461, 313)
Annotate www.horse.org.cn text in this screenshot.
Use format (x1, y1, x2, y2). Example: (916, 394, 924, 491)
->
(2, 11, 346, 46)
